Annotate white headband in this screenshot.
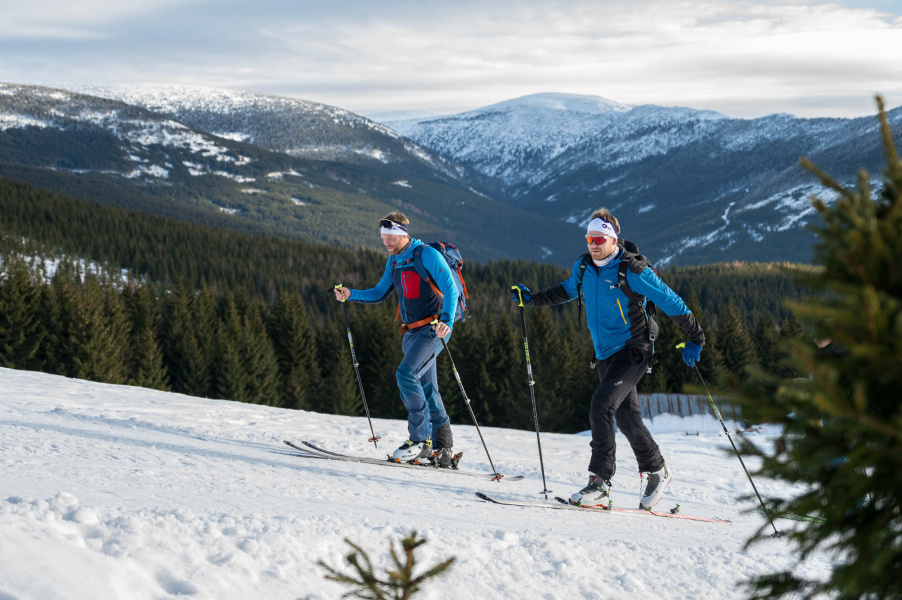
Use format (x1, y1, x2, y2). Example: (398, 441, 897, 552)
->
(587, 218, 618, 239)
(380, 221, 409, 236)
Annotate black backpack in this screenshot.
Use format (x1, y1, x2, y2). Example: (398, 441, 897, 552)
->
(577, 240, 659, 368)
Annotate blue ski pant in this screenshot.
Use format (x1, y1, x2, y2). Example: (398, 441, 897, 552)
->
(588, 346, 664, 479)
(397, 326, 451, 443)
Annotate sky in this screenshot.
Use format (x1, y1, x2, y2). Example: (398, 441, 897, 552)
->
(1, 0, 901, 119)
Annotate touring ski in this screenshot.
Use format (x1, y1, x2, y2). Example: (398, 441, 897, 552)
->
(475, 492, 731, 524)
(284, 440, 524, 481)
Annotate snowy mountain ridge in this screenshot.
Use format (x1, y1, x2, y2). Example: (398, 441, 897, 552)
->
(384, 93, 728, 187)
(63, 83, 468, 180)
(0, 82, 253, 180)
(385, 92, 902, 265)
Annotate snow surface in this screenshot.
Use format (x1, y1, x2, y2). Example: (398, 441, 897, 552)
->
(0, 367, 831, 599)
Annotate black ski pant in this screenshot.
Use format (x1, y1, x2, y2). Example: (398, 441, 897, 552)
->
(587, 346, 664, 480)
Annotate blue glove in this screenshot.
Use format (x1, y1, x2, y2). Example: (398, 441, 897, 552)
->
(511, 284, 532, 306)
(681, 341, 703, 367)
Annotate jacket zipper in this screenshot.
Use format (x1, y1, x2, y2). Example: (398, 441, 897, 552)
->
(616, 298, 628, 324)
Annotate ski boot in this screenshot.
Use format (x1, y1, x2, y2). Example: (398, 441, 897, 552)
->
(639, 464, 672, 510)
(570, 474, 611, 508)
(390, 440, 432, 464)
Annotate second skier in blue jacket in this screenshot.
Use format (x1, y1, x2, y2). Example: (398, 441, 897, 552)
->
(512, 208, 705, 510)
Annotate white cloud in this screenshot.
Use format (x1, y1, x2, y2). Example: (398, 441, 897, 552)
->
(0, 0, 193, 39)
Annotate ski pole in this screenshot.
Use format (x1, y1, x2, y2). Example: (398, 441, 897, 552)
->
(677, 342, 780, 537)
(336, 284, 380, 448)
(432, 320, 504, 481)
(512, 286, 552, 498)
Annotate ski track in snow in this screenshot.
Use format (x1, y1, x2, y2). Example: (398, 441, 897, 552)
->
(0, 367, 832, 599)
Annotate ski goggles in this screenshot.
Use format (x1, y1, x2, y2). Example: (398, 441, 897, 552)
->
(379, 219, 408, 235)
(585, 235, 609, 245)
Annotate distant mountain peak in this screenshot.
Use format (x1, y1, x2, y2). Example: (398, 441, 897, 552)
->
(478, 92, 632, 115)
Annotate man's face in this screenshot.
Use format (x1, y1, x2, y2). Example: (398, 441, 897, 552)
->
(382, 233, 409, 255)
(587, 231, 617, 261)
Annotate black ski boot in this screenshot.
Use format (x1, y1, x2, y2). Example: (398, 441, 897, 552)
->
(430, 424, 461, 468)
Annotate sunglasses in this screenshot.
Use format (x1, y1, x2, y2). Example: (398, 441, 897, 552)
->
(379, 219, 408, 232)
(585, 235, 609, 245)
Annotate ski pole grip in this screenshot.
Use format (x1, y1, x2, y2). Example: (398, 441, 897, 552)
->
(334, 283, 347, 302)
(511, 285, 525, 308)
(675, 342, 686, 350)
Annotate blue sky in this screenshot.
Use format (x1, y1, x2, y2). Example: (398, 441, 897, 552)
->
(1, 0, 900, 118)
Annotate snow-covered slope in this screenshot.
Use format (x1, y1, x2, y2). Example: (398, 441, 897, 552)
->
(1, 367, 830, 599)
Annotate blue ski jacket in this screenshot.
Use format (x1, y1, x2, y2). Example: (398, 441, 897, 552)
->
(531, 247, 705, 360)
(349, 238, 459, 329)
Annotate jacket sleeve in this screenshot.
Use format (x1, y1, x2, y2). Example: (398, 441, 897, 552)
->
(530, 259, 581, 308)
(420, 246, 460, 327)
(348, 258, 395, 304)
(627, 269, 706, 346)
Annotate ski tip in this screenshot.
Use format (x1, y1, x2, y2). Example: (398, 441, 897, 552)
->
(475, 492, 491, 501)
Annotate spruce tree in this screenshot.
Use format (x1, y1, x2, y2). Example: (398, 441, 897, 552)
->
(47, 269, 81, 376)
(268, 291, 320, 411)
(123, 282, 170, 391)
(774, 315, 806, 380)
(239, 295, 282, 406)
(686, 292, 723, 386)
(213, 292, 281, 405)
(354, 303, 404, 420)
(449, 315, 495, 425)
(740, 97, 902, 600)
(163, 280, 213, 397)
(63, 275, 130, 384)
(316, 317, 363, 417)
(193, 284, 220, 395)
(215, 292, 251, 402)
(545, 317, 587, 433)
(0, 256, 45, 369)
(474, 315, 521, 429)
(751, 317, 781, 377)
(717, 302, 757, 376)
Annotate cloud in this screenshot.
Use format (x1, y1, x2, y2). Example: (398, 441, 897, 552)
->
(0, 0, 899, 118)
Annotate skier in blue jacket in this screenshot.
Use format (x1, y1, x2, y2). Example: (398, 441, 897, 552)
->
(334, 213, 459, 466)
(512, 208, 705, 510)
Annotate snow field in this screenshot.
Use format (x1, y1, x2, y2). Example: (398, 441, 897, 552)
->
(0, 367, 831, 599)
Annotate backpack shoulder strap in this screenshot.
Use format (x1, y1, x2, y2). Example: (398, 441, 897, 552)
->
(411, 244, 427, 274)
(412, 244, 444, 298)
(617, 248, 649, 303)
(576, 253, 593, 331)
(577, 253, 592, 283)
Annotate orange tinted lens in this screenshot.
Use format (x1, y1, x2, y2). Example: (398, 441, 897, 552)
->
(585, 235, 607, 245)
